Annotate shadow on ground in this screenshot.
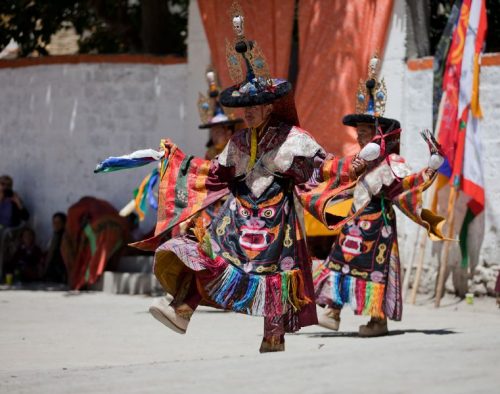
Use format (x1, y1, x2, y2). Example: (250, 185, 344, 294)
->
(0, 283, 68, 292)
(298, 328, 458, 338)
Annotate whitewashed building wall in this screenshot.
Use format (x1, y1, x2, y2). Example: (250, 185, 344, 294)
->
(400, 62, 500, 295)
(0, 62, 188, 244)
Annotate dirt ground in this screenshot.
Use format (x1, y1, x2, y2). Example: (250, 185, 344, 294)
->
(0, 290, 499, 394)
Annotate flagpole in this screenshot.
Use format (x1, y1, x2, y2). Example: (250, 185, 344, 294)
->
(402, 227, 420, 301)
(407, 228, 426, 303)
(435, 185, 458, 307)
(410, 179, 438, 304)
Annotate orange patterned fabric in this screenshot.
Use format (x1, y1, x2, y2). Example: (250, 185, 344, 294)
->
(198, 0, 295, 87)
(198, 1, 393, 156)
(295, 0, 394, 156)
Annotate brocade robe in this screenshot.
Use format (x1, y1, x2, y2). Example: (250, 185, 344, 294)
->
(134, 121, 349, 331)
(306, 154, 445, 321)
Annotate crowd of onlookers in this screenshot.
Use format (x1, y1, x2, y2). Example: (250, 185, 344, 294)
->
(0, 174, 154, 289)
(0, 174, 68, 286)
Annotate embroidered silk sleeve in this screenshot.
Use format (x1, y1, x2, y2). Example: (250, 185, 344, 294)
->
(132, 141, 231, 251)
(387, 168, 446, 241)
(296, 154, 355, 226)
(305, 154, 445, 239)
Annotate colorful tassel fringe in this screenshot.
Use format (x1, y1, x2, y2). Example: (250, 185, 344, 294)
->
(328, 271, 385, 319)
(206, 264, 311, 318)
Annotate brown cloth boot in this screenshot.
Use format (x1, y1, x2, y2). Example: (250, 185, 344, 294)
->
(259, 335, 285, 353)
(359, 317, 388, 337)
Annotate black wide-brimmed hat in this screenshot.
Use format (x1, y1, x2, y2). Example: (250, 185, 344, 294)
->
(220, 77, 292, 108)
(343, 54, 401, 134)
(342, 114, 400, 132)
(219, 4, 292, 108)
(198, 68, 244, 129)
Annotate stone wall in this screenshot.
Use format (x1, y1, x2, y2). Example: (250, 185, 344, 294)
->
(0, 58, 189, 244)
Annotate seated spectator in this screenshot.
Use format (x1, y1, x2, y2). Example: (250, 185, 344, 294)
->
(123, 213, 147, 256)
(7, 228, 43, 282)
(126, 212, 144, 243)
(496, 271, 500, 308)
(44, 212, 67, 283)
(0, 175, 29, 228)
(61, 197, 128, 290)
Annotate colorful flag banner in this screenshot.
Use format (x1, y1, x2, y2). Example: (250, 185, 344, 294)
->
(134, 168, 160, 221)
(434, 0, 487, 268)
(94, 149, 164, 173)
(433, 0, 463, 130)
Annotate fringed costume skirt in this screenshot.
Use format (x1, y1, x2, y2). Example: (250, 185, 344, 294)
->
(313, 199, 403, 321)
(154, 180, 316, 331)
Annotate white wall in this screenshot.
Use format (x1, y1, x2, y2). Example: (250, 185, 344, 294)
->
(0, 0, 215, 248)
(380, 0, 406, 122)
(185, 0, 212, 158)
(401, 62, 500, 295)
(0, 62, 188, 244)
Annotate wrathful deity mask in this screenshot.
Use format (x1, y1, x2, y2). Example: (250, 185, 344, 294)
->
(230, 187, 285, 262)
(209, 181, 297, 274)
(339, 216, 378, 260)
(331, 200, 394, 271)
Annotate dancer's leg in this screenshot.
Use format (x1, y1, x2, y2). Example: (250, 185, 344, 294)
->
(260, 315, 285, 353)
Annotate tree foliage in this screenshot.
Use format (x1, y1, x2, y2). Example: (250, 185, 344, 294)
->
(429, 0, 500, 54)
(0, 0, 188, 57)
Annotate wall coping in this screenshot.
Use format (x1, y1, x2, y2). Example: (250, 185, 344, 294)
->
(407, 53, 500, 71)
(0, 54, 187, 69)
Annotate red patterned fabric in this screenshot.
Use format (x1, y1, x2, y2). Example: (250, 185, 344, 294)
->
(61, 197, 127, 290)
(132, 140, 230, 251)
(298, 155, 354, 224)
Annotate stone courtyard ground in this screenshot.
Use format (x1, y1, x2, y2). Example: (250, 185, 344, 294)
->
(0, 290, 499, 394)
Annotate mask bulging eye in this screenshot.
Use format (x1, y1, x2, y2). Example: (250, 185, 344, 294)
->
(261, 207, 276, 218)
(359, 220, 371, 230)
(239, 207, 250, 218)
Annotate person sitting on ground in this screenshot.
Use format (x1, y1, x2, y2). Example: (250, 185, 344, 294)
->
(495, 270, 500, 308)
(44, 212, 67, 283)
(61, 196, 128, 290)
(7, 228, 43, 283)
(126, 212, 144, 243)
(0, 175, 29, 229)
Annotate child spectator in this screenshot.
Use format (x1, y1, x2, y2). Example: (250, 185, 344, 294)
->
(44, 212, 67, 283)
(0, 175, 29, 228)
(8, 228, 43, 282)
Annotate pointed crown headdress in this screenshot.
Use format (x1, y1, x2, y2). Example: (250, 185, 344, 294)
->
(343, 53, 400, 134)
(355, 54, 387, 117)
(198, 67, 243, 129)
(219, 1, 292, 108)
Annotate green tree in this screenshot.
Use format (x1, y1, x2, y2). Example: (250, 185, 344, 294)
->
(428, 0, 500, 55)
(0, 0, 188, 57)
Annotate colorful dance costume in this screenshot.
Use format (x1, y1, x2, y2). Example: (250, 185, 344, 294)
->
(96, 5, 350, 351)
(311, 56, 446, 326)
